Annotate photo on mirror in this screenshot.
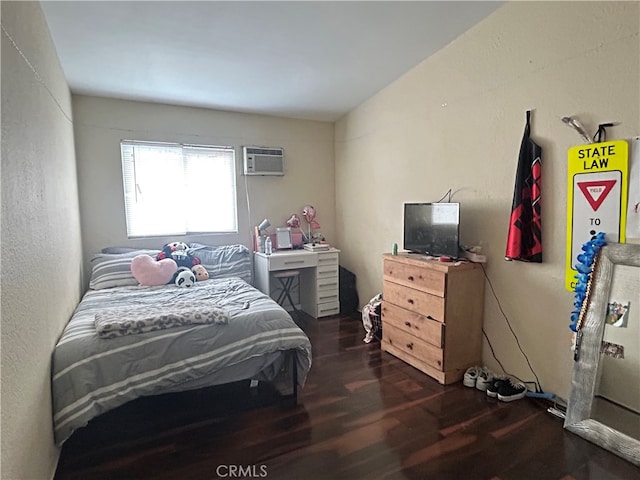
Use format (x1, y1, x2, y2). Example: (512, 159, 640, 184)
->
(601, 340, 625, 359)
(605, 300, 630, 327)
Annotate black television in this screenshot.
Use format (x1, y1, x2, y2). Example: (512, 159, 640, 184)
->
(403, 202, 460, 258)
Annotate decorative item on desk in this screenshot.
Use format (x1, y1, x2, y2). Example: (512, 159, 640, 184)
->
(276, 227, 293, 250)
(286, 214, 300, 229)
(258, 218, 271, 232)
(254, 218, 271, 253)
(302, 205, 321, 244)
(303, 243, 330, 252)
(285, 213, 305, 248)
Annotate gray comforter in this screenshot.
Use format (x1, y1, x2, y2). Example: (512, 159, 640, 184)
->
(52, 277, 312, 445)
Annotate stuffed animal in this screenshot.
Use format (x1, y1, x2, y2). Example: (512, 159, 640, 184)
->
(174, 267, 196, 288)
(192, 264, 209, 282)
(157, 241, 201, 269)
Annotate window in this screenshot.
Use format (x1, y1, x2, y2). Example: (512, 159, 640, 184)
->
(121, 141, 237, 237)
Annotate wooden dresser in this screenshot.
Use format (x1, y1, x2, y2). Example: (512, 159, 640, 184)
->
(381, 253, 485, 384)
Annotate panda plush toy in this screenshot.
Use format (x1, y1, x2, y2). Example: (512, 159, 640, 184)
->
(174, 267, 196, 288)
(157, 241, 201, 269)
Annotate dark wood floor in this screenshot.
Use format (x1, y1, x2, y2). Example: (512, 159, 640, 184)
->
(55, 314, 640, 480)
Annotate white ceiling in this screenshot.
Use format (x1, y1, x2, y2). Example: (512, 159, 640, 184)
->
(40, 1, 503, 122)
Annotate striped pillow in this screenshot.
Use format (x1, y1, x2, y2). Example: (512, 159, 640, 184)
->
(188, 243, 252, 284)
(89, 250, 160, 290)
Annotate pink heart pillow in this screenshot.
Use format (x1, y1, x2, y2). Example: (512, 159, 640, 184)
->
(131, 255, 178, 286)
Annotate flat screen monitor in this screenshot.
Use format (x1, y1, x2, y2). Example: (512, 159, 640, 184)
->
(403, 202, 460, 258)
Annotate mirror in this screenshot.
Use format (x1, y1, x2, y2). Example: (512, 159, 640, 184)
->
(564, 242, 640, 466)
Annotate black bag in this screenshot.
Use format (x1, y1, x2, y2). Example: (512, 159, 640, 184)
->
(339, 266, 359, 315)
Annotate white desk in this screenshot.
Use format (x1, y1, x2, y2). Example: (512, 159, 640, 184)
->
(254, 248, 340, 318)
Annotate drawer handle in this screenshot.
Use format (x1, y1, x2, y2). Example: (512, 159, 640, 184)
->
(407, 299, 414, 304)
(404, 321, 411, 327)
(406, 342, 414, 350)
(320, 282, 338, 287)
(408, 275, 414, 281)
(284, 260, 306, 265)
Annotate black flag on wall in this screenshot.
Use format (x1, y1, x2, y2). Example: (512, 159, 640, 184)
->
(505, 110, 542, 262)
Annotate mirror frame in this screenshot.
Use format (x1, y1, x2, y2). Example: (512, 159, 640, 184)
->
(564, 242, 640, 466)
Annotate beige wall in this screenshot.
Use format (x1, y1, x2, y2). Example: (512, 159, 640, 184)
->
(72, 95, 335, 281)
(335, 1, 639, 401)
(1, 2, 83, 479)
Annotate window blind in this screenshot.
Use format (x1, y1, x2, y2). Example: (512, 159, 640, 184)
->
(121, 141, 237, 237)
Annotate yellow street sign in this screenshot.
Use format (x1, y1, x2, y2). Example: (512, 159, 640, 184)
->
(566, 140, 628, 291)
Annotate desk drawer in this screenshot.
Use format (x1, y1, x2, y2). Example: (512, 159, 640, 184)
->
(317, 300, 340, 318)
(317, 290, 339, 304)
(317, 252, 339, 267)
(317, 264, 338, 279)
(268, 252, 317, 271)
(317, 276, 339, 292)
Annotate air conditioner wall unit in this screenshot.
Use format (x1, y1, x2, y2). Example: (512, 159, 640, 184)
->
(243, 146, 284, 175)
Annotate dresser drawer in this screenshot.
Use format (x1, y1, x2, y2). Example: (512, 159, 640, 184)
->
(382, 323, 444, 371)
(268, 252, 317, 271)
(384, 259, 446, 296)
(383, 281, 445, 322)
(381, 302, 443, 348)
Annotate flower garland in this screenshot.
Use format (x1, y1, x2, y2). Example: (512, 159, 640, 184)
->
(569, 232, 606, 333)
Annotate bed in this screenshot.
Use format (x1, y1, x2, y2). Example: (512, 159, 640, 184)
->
(51, 244, 312, 446)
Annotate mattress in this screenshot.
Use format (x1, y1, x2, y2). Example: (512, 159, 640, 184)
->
(52, 277, 312, 445)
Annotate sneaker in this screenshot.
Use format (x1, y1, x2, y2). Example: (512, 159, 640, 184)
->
(463, 366, 480, 388)
(486, 377, 509, 398)
(497, 379, 527, 402)
(475, 368, 494, 392)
